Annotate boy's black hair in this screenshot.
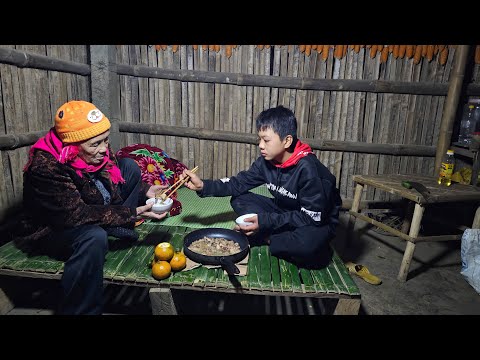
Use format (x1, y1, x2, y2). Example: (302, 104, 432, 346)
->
(256, 106, 298, 149)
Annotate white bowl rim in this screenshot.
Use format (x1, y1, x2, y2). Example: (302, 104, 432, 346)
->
(146, 197, 173, 205)
(235, 213, 257, 225)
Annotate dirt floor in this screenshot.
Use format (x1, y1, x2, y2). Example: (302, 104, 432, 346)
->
(2, 212, 480, 315)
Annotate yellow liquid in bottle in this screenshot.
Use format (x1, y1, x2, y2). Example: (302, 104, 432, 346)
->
(437, 176, 452, 186)
(438, 160, 454, 186)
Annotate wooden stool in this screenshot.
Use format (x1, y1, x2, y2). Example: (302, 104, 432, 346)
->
(348, 174, 480, 282)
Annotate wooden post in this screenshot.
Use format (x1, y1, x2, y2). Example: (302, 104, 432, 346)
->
(472, 206, 480, 229)
(149, 288, 177, 315)
(434, 45, 470, 174)
(0, 288, 14, 315)
(90, 45, 121, 150)
(333, 298, 361, 315)
(398, 203, 425, 282)
(348, 183, 364, 232)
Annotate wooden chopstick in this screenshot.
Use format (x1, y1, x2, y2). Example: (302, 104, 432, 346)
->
(155, 166, 199, 200)
(163, 166, 199, 201)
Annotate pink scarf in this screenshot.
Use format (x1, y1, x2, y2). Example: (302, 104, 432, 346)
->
(24, 128, 124, 184)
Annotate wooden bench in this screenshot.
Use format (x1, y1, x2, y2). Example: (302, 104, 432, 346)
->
(0, 187, 361, 315)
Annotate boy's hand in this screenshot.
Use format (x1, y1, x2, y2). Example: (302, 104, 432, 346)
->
(146, 184, 168, 199)
(181, 169, 204, 191)
(234, 215, 259, 236)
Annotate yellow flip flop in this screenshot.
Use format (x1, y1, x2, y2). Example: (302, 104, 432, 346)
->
(345, 262, 382, 285)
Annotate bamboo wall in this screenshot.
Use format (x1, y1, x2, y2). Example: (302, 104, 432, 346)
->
(0, 45, 90, 220)
(1, 44, 480, 223)
(114, 45, 459, 202)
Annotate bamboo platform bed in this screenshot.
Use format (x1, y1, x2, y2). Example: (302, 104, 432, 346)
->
(0, 187, 360, 315)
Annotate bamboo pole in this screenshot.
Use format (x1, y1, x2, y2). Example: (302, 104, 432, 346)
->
(377, 54, 394, 201)
(270, 46, 281, 108)
(423, 54, 443, 175)
(320, 48, 334, 167)
(212, 49, 221, 179)
(234, 47, 242, 176)
(115, 62, 480, 96)
(347, 48, 365, 200)
(252, 46, 262, 167)
(115, 122, 437, 156)
(313, 49, 327, 164)
(173, 47, 183, 161)
(432, 46, 455, 171)
(187, 46, 195, 170)
(295, 49, 307, 139)
(138, 45, 150, 145)
(205, 48, 216, 179)
(412, 54, 429, 177)
(340, 50, 355, 198)
(401, 58, 421, 175)
(180, 46, 189, 168)
(245, 46, 254, 172)
(166, 47, 176, 158)
(156, 47, 166, 151)
(0, 47, 90, 75)
(219, 47, 227, 178)
(306, 50, 319, 139)
(119, 46, 132, 148)
(129, 46, 141, 146)
(147, 45, 157, 147)
(393, 55, 411, 177)
(193, 46, 201, 177)
(331, 55, 347, 188)
(226, 47, 234, 177)
(289, 46, 300, 113)
(365, 52, 381, 200)
(278, 46, 289, 106)
(434, 45, 470, 174)
(91, 45, 121, 150)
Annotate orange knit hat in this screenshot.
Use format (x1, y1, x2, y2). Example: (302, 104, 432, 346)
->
(54, 100, 111, 143)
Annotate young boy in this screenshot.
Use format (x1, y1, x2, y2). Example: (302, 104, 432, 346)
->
(181, 106, 342, 269)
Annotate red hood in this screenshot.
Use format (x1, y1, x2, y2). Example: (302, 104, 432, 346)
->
(272, 140, 313, 168)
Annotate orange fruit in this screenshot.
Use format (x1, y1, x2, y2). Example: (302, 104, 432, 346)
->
(154, 242, 174, 261)
(151, 260, 171, 280)
(170, 252, 187, 272)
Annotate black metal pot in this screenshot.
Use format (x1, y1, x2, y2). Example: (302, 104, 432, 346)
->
(183, 228, 249, 276)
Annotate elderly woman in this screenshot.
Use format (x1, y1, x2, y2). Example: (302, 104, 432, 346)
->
(19, 100, 166, 315)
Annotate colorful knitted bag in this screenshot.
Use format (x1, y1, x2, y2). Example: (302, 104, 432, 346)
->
(116, 144, 188, 216)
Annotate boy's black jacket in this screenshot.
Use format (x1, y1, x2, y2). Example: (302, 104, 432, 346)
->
(198, 154, 342, 232)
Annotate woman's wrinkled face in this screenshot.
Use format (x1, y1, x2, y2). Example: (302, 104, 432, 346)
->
(78, 130, 110, 165)
(258, 127, 292, 163)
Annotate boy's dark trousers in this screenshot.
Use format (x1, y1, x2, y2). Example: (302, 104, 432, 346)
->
(52, 158, 141, 315)
(231, 192, 334, 269)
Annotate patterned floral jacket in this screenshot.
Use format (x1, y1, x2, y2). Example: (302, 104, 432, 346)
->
(16, 147, 147, 242)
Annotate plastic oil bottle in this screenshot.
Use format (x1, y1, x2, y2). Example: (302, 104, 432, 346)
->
(437, 149, 455, 186)
(458, 104, 475, 145)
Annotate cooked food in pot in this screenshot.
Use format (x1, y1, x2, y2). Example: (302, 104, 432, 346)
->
(187, 236, 242, 256)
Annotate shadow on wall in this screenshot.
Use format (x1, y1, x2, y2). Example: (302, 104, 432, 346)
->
(0, 200, 24, 246)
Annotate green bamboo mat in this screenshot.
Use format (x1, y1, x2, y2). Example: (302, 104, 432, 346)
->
(0, 185, 359, 296)
(151, 185, 273, 229)
(0, 223, 359, 296)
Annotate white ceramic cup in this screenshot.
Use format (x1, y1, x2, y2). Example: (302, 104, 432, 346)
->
(235, 213, 257, 226)
(146, 197, 173, 214)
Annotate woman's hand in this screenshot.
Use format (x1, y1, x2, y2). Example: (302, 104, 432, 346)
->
(136, 203, 168, 221)
(180, 169, 204, 191)
(234, 214, 259, 236)
(146, 184, 168, 199)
